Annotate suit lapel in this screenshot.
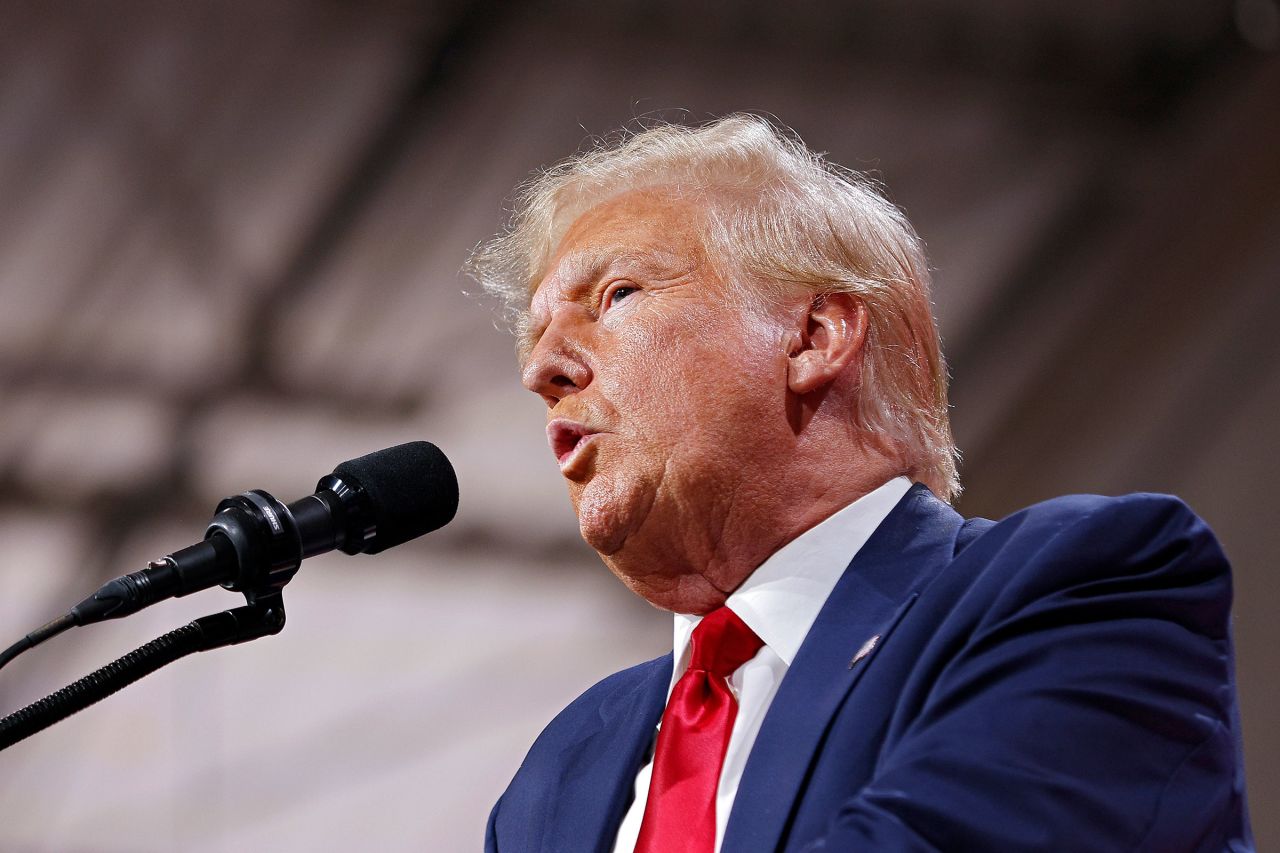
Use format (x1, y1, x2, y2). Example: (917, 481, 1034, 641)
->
(546, 654, 671, 852)
(723, 485, 964, 852)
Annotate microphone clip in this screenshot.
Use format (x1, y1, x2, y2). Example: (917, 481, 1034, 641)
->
(209, 490, 304, 602)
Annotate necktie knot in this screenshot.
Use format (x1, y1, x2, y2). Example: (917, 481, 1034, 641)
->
(688, 607, 763, 678)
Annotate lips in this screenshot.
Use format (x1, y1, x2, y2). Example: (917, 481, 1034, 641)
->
(546, 418, 600, 469)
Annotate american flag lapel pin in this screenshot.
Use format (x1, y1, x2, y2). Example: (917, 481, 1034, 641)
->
(848, 634, 881, 669)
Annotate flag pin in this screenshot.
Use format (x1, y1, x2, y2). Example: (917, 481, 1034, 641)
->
(849, 634, 881, 669)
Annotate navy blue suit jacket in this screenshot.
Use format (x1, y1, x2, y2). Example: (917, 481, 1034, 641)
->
(486, 486, 1252, 851)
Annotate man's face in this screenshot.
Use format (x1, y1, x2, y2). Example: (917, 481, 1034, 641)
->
(521, 189, 794, 596)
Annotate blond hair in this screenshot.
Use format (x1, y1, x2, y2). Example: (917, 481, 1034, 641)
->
(467, 114, 959, 500)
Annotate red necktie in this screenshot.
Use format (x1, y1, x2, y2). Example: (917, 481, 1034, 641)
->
(635, 606, 764, 853)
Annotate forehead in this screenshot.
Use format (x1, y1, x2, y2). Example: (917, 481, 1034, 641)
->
(530, 189, 708, 308)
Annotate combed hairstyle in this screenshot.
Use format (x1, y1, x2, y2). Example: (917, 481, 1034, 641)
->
(467, 114, 960, 501)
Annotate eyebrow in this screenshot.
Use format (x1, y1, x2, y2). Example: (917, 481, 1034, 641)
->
(516, 253, 606, 364)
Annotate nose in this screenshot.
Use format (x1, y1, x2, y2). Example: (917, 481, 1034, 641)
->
(521, 313, 593, 407)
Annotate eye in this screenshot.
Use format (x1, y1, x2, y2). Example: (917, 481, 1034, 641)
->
(604, 283, 638, 310)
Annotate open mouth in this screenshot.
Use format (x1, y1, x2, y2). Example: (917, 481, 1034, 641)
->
(547, 419, 598, 467)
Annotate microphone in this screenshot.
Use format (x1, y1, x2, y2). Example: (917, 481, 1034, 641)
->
(70, 441, 458, 627)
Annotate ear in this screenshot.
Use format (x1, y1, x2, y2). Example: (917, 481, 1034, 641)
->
(786, 293, 868, 395)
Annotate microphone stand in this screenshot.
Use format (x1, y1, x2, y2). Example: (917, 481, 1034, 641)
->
(0, 591, 286, 752)
(0, 486, 310, 753)
(0, 442, 459, 754)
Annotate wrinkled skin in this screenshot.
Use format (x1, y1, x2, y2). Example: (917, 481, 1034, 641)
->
(521, 189, 902, 613)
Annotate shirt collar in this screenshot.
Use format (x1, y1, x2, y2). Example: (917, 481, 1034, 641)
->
(671, 476, 913, 678)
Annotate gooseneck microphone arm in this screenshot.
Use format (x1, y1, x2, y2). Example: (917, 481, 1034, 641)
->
(0, 441, 458, 752)
(0, 596, 287, 752)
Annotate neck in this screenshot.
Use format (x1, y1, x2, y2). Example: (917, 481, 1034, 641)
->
(604, 444, 903, 614)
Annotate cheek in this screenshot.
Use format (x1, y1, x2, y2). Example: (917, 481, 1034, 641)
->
(601, 316, 698, 419)
(616, 317, 783, 436)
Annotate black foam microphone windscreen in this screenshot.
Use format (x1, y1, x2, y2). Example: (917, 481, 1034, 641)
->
(332, 441, 459, 553)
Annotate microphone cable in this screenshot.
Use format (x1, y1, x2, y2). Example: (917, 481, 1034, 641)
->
(0, 614, 76, 673)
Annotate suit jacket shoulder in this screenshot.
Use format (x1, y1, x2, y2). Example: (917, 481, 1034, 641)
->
(950, 490, 1231, 635)
(784, 489, 1250, 852)
(512, 654, 670, 771)
(487, 654, 670, 852)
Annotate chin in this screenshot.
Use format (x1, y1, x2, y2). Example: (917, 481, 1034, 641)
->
(579, 514, 626, 556)
(572, 473, 654, 558)
(574, 488, 632, 557)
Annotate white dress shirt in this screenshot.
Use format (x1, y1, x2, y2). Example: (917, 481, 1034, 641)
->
(611, 476, 913, 853)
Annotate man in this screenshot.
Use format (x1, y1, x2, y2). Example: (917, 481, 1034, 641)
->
(469, 115, 1251, 851)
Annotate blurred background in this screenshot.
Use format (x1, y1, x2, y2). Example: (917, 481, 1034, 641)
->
(0, 1, 1276, 850)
